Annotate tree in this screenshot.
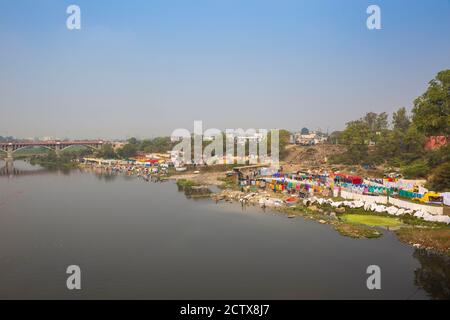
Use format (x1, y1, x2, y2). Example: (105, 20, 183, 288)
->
(340, 120, 370, 145)
(46, 150, 58, 162)
(279, 129, 292, 160)
(328, 131, 342, 144)
(375, 112, 388, 132)
(301, 127, 309, 135)
(127, 137, 139, 145)
(392, 107, 411, 132)
(412, 69, 450, 137)
(117, 143, 138, 158)
(364, 112, 378, 132)
(97, 143, 117, 159)
(139, 137, 173, 153)
(427, 162, 450, 191)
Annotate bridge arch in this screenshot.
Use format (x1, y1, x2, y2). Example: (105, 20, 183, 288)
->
(11, 145, 54, 154)
(1, 140, 104, 159)
(59, 144, 101, 152)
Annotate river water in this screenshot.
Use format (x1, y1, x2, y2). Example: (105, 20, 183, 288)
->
(0, 160, 448, 299)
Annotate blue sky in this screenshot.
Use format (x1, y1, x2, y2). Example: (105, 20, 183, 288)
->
(0, 0, 449, 139)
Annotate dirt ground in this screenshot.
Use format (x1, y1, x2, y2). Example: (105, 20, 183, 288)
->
(282, 144, 344, 172)
(169, 171, 226, 186)
(281, 144, 385, 177)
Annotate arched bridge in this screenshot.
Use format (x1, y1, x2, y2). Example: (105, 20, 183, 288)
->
(0, 140, 104, 158)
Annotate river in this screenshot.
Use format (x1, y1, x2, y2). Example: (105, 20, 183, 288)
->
(0, 160, 448, 299)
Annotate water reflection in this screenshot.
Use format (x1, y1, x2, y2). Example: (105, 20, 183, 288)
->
(83, 166, 140, 183)
(413, 249, 450, 299)
(0, 159, 57, 177)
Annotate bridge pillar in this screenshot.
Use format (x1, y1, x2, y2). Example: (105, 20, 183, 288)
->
(55, 144, 62, 157)
(5, 157, 14, 173)
(6, 145, 13, 160)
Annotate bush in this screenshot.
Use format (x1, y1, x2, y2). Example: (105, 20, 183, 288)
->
(401, 160, 428, 178)
(427, 162, 450, 192)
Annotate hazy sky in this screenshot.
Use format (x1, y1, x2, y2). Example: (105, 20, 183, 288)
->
(1, 0, 449, 139)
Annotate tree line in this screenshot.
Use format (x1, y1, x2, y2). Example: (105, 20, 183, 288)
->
(96, 130, 292, 161)
(330, 69, 449, 190)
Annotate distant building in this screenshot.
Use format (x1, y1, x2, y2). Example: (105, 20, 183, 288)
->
(236, 132, 265, 145)
(222, 131, 266, 145)
(291, 131, 327, 145)
(41, 136, 59, 141)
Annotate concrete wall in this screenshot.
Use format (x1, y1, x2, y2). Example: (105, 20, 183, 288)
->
(341, 189, 444, 215)
(388, 197, 443, 216)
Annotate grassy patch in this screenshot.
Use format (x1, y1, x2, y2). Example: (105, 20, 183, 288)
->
(280, 205, 382, 239)
(396, 227, 450, 256)
(334, 223, 382, 239)
(176, 179, 212, 198)
(218, 176, 239, 190)
(176, 179, 198, 188)
(341, 214, 403, 227)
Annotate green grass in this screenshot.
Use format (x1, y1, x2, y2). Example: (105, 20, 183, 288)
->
(341, 214, 403, 227)
(176, 179, 198, 188)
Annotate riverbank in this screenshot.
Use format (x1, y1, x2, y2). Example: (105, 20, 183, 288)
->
(209, 187, 450, 256)
(73, 160, 450, 256)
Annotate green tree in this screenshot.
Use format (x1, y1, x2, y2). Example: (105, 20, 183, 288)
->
(427, 162, 450, 191)
(392, 107, 411, 132)
(412, 69, 450, 137)
(340, 120, 370, 145)
(278, 129, 292, 160)
(117, 143, 138, 158)
(46, 150, 58, 162)
(328, 131, 342, 144)
(97, 143, 117, 159)
(127, 137, 139, 145)
(139, 137, 173, 153)
(375, 112, 389, 132)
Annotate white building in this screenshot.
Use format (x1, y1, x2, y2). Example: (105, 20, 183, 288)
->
(292, 131, 327, 145)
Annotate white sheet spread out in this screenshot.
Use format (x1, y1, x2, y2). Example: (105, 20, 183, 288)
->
(305, 196, 450, 224)
(442, 192, 450, 206)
